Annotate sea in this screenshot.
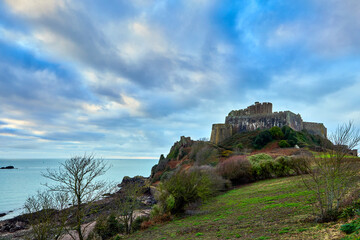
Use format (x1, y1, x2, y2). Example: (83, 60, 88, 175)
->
(0, 158, 158, 221)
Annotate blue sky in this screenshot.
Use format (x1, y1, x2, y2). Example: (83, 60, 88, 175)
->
(1, 0, 360, 159)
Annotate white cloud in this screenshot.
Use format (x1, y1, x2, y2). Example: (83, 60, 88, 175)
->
(5, 0, 66, 18)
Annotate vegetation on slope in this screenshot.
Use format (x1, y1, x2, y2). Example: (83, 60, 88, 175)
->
(125, 176, 346, 240)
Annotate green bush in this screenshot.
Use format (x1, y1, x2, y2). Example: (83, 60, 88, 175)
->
(248, 154, 274, 179)
(273, 156, 292, 177)
(270, 126, 284, 140)
(340, 219, 360, 234)
(158, 167, 228, 214)
(288, 157, 310, 175)
(235, 143, 244, 150)
(132, 216, 149, 232)
(216, 156, 253, 184)
(95, 214, 124, 239)
(253, 130, 273, 149)
(281, 126, 298, 146)
(279, 140, 291, 148)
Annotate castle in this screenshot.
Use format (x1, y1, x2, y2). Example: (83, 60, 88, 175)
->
(210, 102, 327, 144)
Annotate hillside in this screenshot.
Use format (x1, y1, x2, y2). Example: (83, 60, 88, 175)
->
(150, 126, 331, 183)
(125, 175, 345, 240)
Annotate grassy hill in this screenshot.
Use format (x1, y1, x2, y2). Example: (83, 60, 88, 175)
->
(125, 175, 345, 240)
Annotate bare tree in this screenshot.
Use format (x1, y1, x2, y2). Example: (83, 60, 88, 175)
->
(302, 121, 360, 221)
(42, 155, 110, 240)
(24, 190, 69, 240)
(117, 183, 142, 234)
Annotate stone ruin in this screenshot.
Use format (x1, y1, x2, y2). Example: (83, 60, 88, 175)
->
(210, 102, 327, 144)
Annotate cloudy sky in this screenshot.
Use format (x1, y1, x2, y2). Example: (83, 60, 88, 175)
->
(1, 0, 360, 159)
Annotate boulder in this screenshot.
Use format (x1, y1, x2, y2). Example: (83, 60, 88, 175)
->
(0, 166, 15, 169)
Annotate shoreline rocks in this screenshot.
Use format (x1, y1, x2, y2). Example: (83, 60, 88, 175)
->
(0, 166, 15, 169)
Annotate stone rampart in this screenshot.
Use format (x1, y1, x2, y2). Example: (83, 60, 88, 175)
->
(303, 122, 327, 138)
(229, 102, 273, 116)
(225, 111, 303, 133)
(210, 124, 233, 145)
(209, 102, 328, 144)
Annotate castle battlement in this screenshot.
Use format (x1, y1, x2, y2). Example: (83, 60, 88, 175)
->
(210, 102, 327, 144)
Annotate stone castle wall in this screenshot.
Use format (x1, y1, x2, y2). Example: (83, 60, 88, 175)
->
(210, 102, 327, 145)
(210, 124, 233, 145)
(225, 111, 303, 134)
(303, 122, 327, 139)
(228, 102, 272, 116)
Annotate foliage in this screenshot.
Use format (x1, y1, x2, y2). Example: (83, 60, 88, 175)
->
(117, 182, 143, 234)
(42, 154, 110, 240)
(94, 214, 124, 240)
(248, 154, 274, 179)
(273, 156, 292, 177)
(132, 216, 150, 232)
(221, 150, 233, 157)
(216, 156, 253, 184)
(253, 130, 273, 149)
(270, 126, 284, 140)
(156, 166, 229, 214)
(278, 140, 290, 148)
(188, 142, 218, 165)
(340, 219, 360, 234)
(235, 143, 244, 150)
(281, 126, 297, 146)
(24, 191, 68, 240)
(300, 122, 360, 222)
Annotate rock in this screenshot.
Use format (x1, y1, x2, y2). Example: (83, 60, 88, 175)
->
(118, 175, 147, 188)
(0, 213, 6, 217)
(0, 166, 15, 169)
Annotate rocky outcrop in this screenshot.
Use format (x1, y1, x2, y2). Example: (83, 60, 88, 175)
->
(0, 166, 15, 169)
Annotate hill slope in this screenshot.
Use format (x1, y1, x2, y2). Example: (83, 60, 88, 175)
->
(125, 175, 344, 240)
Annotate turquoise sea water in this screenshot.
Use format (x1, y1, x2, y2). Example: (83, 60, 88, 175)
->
(0, 158, 158, 220)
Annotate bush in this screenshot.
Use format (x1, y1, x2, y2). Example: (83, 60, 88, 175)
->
(248, 154, 274, 179)
(221, 150, 233, 157)
(281, 126, 298, 146)
(288, 156, 310, 175)
(157, 167, 228, 214)
(253, 130, 273, 149)
(270, 126, 284, 140)
(132, 216, 150, 232)
(216, 156, 253, 184)
(279, 140, 291, 148)
(95, 214, 124, 240)
(195, 146, 218, 165)
(340, 219, 360, 234)
(273, 156, 292, 177)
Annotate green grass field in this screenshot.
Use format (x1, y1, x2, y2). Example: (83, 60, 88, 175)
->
(125, 176, 344, 240)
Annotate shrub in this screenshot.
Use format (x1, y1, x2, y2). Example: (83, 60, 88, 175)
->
(253, 130, 273, 149)
(157, 167, 228, 214)
(288, 156, 310, 175)
(281, 126, 298, 146)
(273, 156, 292, 177)
(216, 156, 253, 184)
(221, 150, 233, 157)
(248, 154, 274, 179)
(95, 214, 124, 240)
(340, 219, 360, 234)
(132, 216, 149, 232)
(236, 143, 244, 149)
(279, 140, 290, 148)
(270, 126, 284, 140)
(195, 146, 218, 165)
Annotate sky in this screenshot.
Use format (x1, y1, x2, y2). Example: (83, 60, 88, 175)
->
(1, 0, 360, 159)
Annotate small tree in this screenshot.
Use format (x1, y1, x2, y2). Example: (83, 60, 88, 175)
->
(302, 121, 360, 221)
(24, 191, 69, 240)
(117, 183, 142, 234)
(42, 154, 110, 240)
